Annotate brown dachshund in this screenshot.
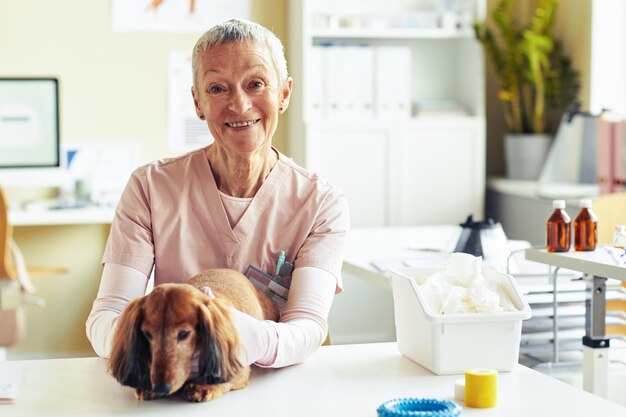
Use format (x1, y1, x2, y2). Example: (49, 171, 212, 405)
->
(108, 268, 279, 402)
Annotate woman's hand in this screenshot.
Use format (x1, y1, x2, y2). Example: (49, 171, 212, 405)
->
(228, 308, 278, 366)
(200, 285, 278, 366)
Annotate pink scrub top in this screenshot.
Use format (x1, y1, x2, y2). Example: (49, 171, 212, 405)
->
(102, 147, 348, 292)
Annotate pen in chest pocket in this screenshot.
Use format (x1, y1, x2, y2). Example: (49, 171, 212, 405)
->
(275, 250, 285, 276)
(274, 251, 294, 287)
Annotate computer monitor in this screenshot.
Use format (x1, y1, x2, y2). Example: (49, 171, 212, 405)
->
(0, 77, 64, 186)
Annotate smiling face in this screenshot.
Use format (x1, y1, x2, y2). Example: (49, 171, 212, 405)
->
(192, 41, 292, 158)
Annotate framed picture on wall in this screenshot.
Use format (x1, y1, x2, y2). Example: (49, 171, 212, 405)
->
(111, 0, 250, 33)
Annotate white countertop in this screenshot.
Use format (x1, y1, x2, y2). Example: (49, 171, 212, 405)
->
(342, 225, 538, 286)
(487, 177, 598, 201)
(8, 206, 115, 226)
(487, 176, 541, 198)
(2, 342, 623, 416)
(342, 225, 461, 287)
(525, 247, 626, 281)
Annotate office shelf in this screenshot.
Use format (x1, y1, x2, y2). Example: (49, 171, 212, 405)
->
(288, 0, 486, 227)
(311, 28, 476, 40)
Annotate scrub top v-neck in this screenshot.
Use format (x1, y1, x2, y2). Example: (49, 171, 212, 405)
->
(197, 149, 286, 263)
(102, 147, 349, 291)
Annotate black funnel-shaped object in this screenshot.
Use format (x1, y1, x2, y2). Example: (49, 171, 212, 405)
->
(453, 215, 497, 257)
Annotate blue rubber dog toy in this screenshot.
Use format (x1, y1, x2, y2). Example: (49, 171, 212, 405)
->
(377, 398, 462, 417)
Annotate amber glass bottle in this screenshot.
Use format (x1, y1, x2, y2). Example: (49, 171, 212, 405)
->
(574, 199, 598, 251)
(546, 200, 571, 252)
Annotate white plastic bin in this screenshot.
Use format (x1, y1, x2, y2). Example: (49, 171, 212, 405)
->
(390, 266, 532, 375)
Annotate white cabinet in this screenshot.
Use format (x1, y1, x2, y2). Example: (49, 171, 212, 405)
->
(388, 119, 485, 225)
(306, 127, 387, 227)
(288, 0, 486, 227)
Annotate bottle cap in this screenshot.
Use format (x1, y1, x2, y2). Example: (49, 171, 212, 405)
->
(580, 198, 592, 208)
(553, 200, 565, 209)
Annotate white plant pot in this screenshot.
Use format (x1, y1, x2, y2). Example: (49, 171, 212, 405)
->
(504, 133, 552, 181)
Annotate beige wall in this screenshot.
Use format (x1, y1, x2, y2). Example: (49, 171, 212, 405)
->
(252, 0, 289, 152)
(0, 0, 289, 165)
(1, 0, 288, 358)
(484, 0, 592, 177)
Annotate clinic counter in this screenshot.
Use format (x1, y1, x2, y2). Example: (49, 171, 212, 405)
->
(8, 206, 115, 226)
(2, 342, 623, 416)
(342, 225, 462, 287)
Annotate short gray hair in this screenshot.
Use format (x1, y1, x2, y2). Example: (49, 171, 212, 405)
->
(192, 18, 288, 90)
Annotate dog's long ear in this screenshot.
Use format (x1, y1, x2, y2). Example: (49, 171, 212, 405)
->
(197, 299, 243, 384)
(108, 297, 151, 389)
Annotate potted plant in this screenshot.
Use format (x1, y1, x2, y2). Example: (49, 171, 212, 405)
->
(474, 0, 580, 180)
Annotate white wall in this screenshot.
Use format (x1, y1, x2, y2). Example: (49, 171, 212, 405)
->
(590, 0, 626, 116)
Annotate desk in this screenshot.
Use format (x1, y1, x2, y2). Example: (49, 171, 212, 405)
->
(5, 206, 114, 358)
(8, 206, 115, 226)
(2, 343, 624, 416)
(343, 225, 460, 287)
(334, 226, 535, 344)
(343, 225, 530, 287)
(525, 247, 626, 398)
(331, 226, 460, 344)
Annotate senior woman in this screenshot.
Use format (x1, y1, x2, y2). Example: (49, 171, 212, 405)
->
(86, 19, 349, 368)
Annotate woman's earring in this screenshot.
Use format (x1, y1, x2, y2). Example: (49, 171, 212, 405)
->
(279, 107, 283, 112)
(199, 115, 205, 120)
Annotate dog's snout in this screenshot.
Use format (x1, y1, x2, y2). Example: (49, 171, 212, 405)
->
(152, 382, 172, 395)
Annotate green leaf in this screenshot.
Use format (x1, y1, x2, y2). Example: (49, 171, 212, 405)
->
(473, 0, 579, 134)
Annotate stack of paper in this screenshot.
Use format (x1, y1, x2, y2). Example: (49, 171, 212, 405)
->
(413, 100, 468, 118)
(0, 363, 22, 404)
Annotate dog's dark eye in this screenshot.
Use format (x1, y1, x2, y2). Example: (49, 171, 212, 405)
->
(177, 331, 190, 341)
(143, 330, 153, 340)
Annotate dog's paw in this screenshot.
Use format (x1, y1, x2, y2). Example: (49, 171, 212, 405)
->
(181, 382, 225, 402)
(134, 389, 163, 401)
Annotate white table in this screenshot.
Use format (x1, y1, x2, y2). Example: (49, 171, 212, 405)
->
(8, 206, 114, 226)
(331, 226, 461, 343)
(525, 247, 626, 398)
(343, 225, 530, 285)
(2, 343, 624, 416)
(343, 225, 461, 287)
(335, 226, 535, 344)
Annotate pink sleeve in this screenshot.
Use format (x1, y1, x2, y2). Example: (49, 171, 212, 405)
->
(295, 189, 349, 293)
(102, 168, 155, 276)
